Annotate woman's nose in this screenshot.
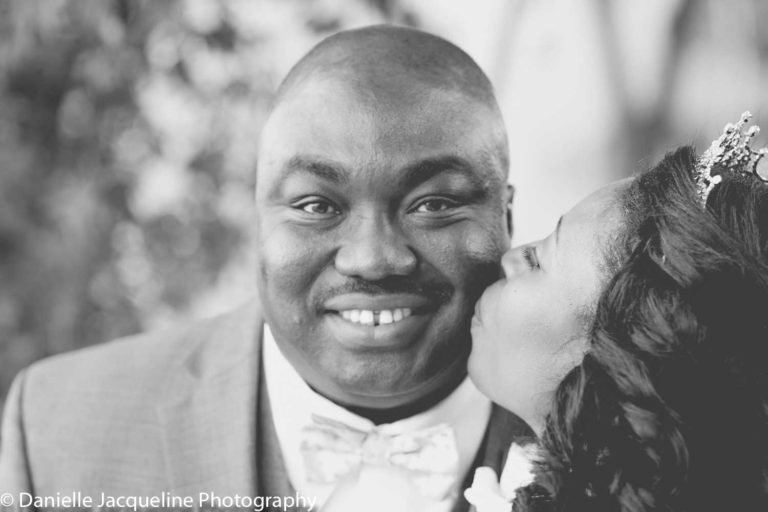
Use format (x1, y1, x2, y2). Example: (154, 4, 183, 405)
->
(500, 244, 536, 278)
(501, 249, 517, 278)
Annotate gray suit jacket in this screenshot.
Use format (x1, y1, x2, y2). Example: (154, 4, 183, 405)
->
(0, 300, 531, 510)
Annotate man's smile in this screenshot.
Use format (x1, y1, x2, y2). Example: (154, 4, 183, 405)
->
(323, 312, 432, 350)
(322, 293, 436, 348)
(337, 308, 413, 326)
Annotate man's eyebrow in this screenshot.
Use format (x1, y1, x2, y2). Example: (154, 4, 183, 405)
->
(398, 156, 490, 190)
(279, 155, 351, 185)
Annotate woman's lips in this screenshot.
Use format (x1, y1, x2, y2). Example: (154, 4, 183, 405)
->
(472, 279, 503, 330)
(471, 312, 482, 331)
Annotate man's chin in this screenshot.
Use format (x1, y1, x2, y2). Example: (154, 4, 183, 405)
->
(313, 354, 469, 411)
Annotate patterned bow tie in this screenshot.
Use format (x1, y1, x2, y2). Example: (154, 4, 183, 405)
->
(299, 415, 460, 500)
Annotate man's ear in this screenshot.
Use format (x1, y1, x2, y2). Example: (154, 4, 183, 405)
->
(505, 183, 515, 238)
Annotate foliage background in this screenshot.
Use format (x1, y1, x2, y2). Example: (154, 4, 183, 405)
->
(1, 0, 767, 408)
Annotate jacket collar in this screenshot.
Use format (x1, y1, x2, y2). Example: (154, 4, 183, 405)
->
(157, 300, 263, 498)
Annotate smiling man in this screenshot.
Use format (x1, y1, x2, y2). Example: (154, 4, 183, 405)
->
(257, 27, 511, 412)
(0, 25, 529, 512)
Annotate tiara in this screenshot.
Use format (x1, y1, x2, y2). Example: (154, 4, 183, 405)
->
(695, 111, 768, 205)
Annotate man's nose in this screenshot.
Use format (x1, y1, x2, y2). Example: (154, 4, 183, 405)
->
(334, 216, 418, 280)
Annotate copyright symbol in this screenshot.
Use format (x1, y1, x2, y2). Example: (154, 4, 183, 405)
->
(0, 493, 13, 506)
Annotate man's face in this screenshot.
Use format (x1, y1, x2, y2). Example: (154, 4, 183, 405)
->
(255, 77, 511, 408)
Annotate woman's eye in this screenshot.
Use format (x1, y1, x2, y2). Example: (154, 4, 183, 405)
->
(522, 246, 541, 270)
(413, 198, 458, 213)
(296, 200, 340, 216)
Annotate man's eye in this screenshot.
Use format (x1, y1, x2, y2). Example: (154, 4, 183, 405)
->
(295, 200, 340, 216)
(413, 198, 458, 213)
(522, 246, 541, 270)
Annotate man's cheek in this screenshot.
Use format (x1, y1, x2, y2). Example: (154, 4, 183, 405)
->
(438, 235, 504, 292)
(258, 227, 326, 284)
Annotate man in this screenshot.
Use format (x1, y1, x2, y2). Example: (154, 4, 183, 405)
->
(0, 25, 528, 511)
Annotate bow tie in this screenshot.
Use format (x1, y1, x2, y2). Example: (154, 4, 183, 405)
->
(299, 414, 460, 500)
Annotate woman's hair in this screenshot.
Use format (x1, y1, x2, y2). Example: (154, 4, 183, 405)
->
(520, 146, 768, 511)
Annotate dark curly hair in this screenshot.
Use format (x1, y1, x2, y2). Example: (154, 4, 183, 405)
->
(518, 146, 768, 511)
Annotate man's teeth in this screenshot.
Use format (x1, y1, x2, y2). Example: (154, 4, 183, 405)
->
(339, 308, 413, 326)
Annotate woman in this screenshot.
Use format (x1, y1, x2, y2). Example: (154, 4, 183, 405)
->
(467, 115, 768, 511)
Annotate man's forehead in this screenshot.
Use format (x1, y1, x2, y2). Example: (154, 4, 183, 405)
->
(257, 99, 507, 197)
(272, 68, 478, 119)
(263, 75, 494, 146)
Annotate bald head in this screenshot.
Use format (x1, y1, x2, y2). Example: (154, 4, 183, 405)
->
(269, 25, 509, 179)
(278, 25, 499, 107)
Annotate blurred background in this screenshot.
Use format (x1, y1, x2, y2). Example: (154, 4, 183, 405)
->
(1, 0, 767, 407)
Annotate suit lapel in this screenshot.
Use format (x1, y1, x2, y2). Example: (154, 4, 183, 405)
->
(157, 301, 263, 498)
(480, 404, 534, 470)
(453, 404, 534, 512)
(257, 364, 306, 508)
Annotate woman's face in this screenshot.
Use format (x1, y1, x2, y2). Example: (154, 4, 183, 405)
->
(468, 180, 627, 433)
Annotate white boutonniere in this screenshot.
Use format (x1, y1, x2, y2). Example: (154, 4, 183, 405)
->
(464, 443, 540, 512)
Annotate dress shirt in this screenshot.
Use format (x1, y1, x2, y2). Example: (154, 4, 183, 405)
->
(262, 325, 492, 510)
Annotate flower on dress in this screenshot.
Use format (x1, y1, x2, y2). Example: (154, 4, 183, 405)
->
(464, 443, 540, 512)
